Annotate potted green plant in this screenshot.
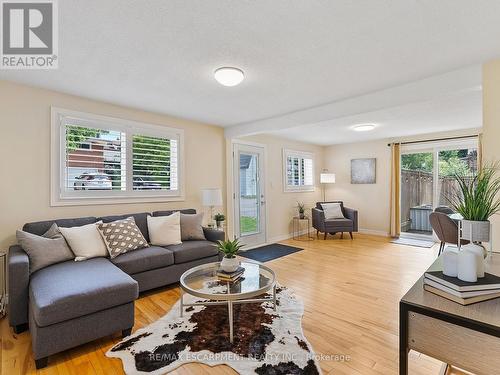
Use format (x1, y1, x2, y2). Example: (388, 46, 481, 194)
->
(297, 201, 306, 219)
(216, 238, 243, 272)
(214, 213, 225, 229)
(449, 163, 500, 244)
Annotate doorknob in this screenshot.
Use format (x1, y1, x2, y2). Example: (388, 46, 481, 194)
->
(260, 200, 266, 205)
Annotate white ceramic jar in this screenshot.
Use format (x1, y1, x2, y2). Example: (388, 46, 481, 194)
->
(461, 243, 486, 278)
(442, 250, 458, 277)
(457, 249, 478, 283)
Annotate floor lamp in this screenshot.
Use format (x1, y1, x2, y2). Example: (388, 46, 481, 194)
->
(202, 188, 223, 227)
(320, 173, 335, 201)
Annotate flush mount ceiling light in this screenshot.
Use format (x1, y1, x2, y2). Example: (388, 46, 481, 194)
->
(353, 124, 376, 132)
(214, 67, 245, 87)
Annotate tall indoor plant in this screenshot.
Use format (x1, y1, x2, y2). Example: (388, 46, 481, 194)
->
(449, 163, 500, 243)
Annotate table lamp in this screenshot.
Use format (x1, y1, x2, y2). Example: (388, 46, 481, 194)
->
(202, 188, 223, 226)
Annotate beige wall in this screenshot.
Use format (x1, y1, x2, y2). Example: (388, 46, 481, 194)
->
(324, 140, 391, 235)
(0, 81, 226, 249)
(323, 128, 482, 236)
(482, 60, 500, 247)
(1, 76, 491, 249)
(226, 135, 324, 242)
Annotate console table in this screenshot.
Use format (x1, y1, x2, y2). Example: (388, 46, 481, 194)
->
(400, 255, 500, 375)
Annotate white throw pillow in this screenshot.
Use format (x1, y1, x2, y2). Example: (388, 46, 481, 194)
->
(59, 221, 108, 261)
(321, 203, 345, 219)
(147, 212, 182, 246)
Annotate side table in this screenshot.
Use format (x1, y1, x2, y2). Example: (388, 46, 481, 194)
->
(292, 216, 314, 241)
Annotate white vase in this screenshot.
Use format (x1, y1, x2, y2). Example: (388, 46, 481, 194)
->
(457, 250, 478, 283)
(220, 256, 239, 272)
(462, 243, 486, 278)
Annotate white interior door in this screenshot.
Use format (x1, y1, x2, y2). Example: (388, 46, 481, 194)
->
(233, 143, 266, 247)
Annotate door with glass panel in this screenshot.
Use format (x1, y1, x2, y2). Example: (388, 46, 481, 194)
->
(233, 143, 266, 246)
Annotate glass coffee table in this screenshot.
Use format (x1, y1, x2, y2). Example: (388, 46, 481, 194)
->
(179, 261, 276, 343)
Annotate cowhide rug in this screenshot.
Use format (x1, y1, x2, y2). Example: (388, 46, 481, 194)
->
(107, 284, 321, 374)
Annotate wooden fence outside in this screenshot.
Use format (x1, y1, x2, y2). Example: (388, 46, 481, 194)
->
(400, 169, 466, 230)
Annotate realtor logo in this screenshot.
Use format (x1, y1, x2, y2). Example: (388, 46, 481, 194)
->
(1, 0, 58, 69)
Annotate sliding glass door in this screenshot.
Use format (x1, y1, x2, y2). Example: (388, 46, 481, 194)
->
(400, 139, 478, 238)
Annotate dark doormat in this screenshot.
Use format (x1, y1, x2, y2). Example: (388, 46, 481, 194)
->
(239, 243, 303, 262)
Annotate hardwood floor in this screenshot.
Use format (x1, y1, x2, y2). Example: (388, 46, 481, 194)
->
(1, 234, 472, 374)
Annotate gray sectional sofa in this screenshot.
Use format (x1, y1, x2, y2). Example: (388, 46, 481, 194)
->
(8, 209, 224, 369)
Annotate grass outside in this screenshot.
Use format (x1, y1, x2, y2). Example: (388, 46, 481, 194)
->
(240, 216, 258, 233)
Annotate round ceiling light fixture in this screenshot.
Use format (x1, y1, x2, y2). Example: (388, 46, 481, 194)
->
(352, 124, 376, 132)
(214, 67, 245, 87)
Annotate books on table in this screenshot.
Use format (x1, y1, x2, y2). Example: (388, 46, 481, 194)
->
(423, 270, 500, 305)
(217, 266, 245, 282)
(423, 285, 500, 306)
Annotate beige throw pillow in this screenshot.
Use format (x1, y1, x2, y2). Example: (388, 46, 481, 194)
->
(16, 223, 74, 274)
(97, 217, 148, 259)
(147, 212, 182, 246)
(321, 203, 345, 219)
(59, 221, 108, 261)
(180, 213, 206, 241)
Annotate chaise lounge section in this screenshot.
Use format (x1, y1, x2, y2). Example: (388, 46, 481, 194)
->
(8, 209, 224, 368)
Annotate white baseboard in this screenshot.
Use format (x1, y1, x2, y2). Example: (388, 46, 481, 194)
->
(267, 228, 311, 245)
(358, 228, 390, 237)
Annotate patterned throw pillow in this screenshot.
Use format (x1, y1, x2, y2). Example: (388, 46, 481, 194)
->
(97, 217, 148, 259)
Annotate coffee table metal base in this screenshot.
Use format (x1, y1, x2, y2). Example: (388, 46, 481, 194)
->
(180, 284, 277, 343)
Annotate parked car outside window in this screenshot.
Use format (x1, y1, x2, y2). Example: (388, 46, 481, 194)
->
(133, 177, 162, 190)
(73, 172, 113, 190)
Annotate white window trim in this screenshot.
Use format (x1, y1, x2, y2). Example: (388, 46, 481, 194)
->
(50, 107, 185, 206)
(282, 148, 315, 192)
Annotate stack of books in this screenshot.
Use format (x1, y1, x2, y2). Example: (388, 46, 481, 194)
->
(217, 267, 245, 283)
(424, 271, 500, 305)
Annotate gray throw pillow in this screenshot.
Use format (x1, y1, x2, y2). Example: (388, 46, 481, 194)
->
(180, 213, 206, 241)
(16, 223, 74, 274)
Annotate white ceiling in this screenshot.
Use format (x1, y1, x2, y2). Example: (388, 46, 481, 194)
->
(1, 1, 499, 143)
(270, 88, 482, 145)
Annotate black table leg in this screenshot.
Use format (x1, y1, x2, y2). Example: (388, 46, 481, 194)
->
(399, 302, 409, 375)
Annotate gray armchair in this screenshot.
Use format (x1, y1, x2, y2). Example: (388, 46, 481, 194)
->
(312, 201, 358, 239)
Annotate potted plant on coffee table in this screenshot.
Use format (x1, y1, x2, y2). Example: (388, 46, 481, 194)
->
(216, 238, 243, 272)
(449, 163, 500, 246)
(214, 213, 226, 229)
